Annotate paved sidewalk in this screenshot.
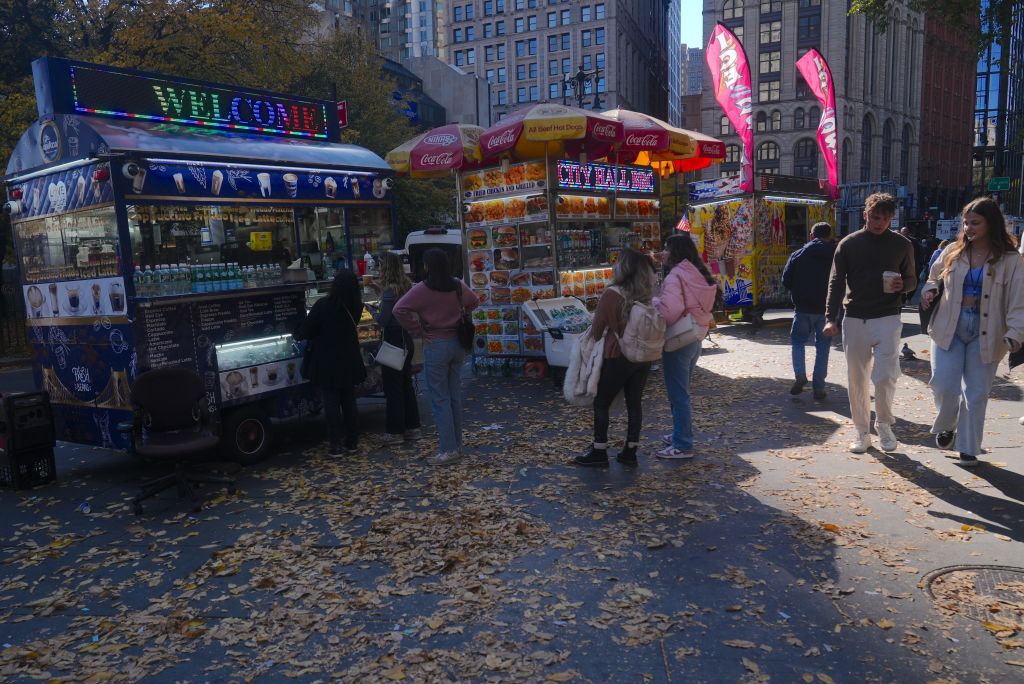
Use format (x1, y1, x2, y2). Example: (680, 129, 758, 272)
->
(0, 310, 1021, 683)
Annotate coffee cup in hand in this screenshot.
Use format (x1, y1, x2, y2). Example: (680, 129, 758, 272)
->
(882, 271, 901, 293)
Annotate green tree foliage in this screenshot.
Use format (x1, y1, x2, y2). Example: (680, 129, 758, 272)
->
(849, 0, 1012, 47)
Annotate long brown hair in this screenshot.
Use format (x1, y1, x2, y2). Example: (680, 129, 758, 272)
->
(377, 251, 411, 297)
(612, 248, 656, 305)
(941, 197, 1019, 278)
(665, 233, 716, 285)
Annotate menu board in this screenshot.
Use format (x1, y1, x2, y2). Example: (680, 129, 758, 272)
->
(461, 161, 547, 200)
(137, 304, 197, 369)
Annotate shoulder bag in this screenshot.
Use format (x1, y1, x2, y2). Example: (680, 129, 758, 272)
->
(918, 280, 944, 335)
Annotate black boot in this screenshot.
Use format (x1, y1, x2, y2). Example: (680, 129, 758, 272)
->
(616, 444, 638, 466)
(573, 446, 609, 467)
(789, 375, 807, 395)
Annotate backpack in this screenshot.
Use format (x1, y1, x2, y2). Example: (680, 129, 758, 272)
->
(609, 286, 665, 363)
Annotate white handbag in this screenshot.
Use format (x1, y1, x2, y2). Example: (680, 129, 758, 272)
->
(374, 340, 408, 371)
(663, 313, 702, 352)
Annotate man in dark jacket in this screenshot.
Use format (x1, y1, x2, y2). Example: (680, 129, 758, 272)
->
(782, 221, 836, 401)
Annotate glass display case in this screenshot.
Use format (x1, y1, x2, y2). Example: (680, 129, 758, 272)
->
(215, 334, 304, 405)
(16, 206, 121, 283)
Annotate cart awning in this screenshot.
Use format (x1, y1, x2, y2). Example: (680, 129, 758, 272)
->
(6, 116, 390, 177)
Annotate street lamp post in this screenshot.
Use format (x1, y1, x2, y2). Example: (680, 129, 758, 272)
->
(562, 65, 603, 110)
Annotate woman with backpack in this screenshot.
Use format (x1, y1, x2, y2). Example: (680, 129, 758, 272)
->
(292, 269, 367, 457)
(574, 248, 657, 468)
(654, 233, 720, 459)
(393, 249, 479, 466)
(376, 251, 421, 446)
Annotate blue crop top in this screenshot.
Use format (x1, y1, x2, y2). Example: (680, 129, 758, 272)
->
(962, 265, 984, 298)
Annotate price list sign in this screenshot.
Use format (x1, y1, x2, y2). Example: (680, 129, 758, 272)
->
(137, 304, 197, 369)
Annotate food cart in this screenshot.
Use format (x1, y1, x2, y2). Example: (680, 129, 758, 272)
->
(3, 57, 395, 461)
(685, 173, 835, 322)
(461, 158, 659, 375)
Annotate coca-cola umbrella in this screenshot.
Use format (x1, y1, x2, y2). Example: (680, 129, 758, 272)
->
(385, 123, 485, 177)
(478, 103, 623, 161)
(603, 107, 726, 175)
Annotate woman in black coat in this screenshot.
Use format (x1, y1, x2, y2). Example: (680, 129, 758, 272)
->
(293, 269, 366, 456)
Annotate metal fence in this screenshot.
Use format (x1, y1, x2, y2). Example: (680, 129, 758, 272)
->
(0, 268, 30, 360)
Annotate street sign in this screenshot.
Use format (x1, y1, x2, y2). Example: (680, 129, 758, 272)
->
(987, 176, 1010, 191)
(337, 100, 348, 129)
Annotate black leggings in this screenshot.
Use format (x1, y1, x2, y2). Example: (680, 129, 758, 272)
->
(321, 386, 358, 449)
(593, 355, 651, 445)
(381, 327, 420, 435)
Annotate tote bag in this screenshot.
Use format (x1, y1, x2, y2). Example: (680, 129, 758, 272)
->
(664, 313, 702, 352)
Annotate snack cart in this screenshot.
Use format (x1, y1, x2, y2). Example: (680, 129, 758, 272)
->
(685, 174, 835, 322)
(3, 57, 395, 461)
(461, 158, 659, 376)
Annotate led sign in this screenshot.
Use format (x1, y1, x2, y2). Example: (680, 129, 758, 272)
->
(556, 160, 655, 195)
(69, 65, 329, 139)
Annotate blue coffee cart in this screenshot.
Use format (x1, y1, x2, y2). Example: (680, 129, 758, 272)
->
(3, 58, 396, 462)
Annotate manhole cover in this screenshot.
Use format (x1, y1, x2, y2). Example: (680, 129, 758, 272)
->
(922, 565, 1024, 627)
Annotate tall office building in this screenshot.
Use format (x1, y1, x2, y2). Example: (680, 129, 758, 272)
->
(918, 13, 976, 220)
(447, 1, 671, 121)
(667, 0, 683, 127)
(700, 1, 924, 228)
(681, 45, 704, 96)
(973, 0, 1023, 217)
(320, 0, 448, 61)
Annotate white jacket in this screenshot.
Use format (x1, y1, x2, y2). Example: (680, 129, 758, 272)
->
(563, 327, 605, 406)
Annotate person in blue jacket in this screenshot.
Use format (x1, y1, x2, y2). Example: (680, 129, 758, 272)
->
(782, 222, 837, 400)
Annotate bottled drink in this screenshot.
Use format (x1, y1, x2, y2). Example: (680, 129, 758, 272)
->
(231, 262, 242, 290)
(133, 266, 143, 296)
(195, 265, 207, 293)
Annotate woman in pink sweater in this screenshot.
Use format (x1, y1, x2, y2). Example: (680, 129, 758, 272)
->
(653, 233, 720, 459)
(393, 249, 479, 465)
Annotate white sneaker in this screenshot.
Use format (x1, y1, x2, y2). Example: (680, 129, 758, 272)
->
(656, 445, 695, 460)
(661, 433, 673, 446)
(848, 432, 872, 453)
(876, 423, 898, 452)
(426, 451, 462, 466)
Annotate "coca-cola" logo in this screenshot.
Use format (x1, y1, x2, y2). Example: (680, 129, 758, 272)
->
(625, 133, 661, 147)
(420, 152, 456, 166)
(485, 128, 517, 149)
(592, 123, 618, 139)
(423, 133, 457, 146)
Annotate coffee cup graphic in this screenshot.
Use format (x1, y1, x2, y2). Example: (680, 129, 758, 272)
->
(287, 361, 296, 382)
(283, 173, 298, 198)
(324, 177, 337, 198)
(266, 366, 279, 384)
(26, 286, 44, 317)
(172, 173, 186, 194)
(66, 285, 81, 313)
(257, 173, 272, 197)
(211, 170, 224, 195)
(108, 282, 124, 313)
(131, 168, 147, 193)
(48, 283, 59, 315)
(91, 282, 102, 313)
(351, 180, 360, 199)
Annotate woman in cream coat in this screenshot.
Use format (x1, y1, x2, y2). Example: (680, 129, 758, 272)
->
(920, 197, 1024, 466)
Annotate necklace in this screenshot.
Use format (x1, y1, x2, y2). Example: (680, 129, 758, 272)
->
(968, 242, 990, 268)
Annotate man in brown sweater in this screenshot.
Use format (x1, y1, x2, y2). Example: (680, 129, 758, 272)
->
(823, 193, 917, 454)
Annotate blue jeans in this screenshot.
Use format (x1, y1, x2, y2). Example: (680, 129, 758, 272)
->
(929, 308, 998, 457)
(422, 337, 465, 454)
(662, 340, 702, 450)
(791, 311, 830, 390)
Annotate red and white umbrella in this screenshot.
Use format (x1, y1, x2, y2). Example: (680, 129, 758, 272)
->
(603, 107, 726, 175)
(385, 123, 484, 177)
(478, 103, 623, 161)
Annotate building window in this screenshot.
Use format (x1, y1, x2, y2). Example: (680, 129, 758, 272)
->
(547, 11, 556, 27)
(582, 30, 592, 47)
(561, 9, 570, 25)
(881, 119, 894, 181)
(528, 15, 537, 30)
(466, 3, 473, 19)
(796, 75, 812, 99)
(770, 110, 782, 131)
(466, 27, 474, 41)
(498, 67, 506, 82)
(516, 40, 526, 57)
(582, 6, 591, 21)
(582, 54, 593, 70)
(794, 138, 818, 177)
(597, 77, 605, 92)
(529, 62, 537, 77)
(720, 115, 732, 136)
(497, 44, 506, 59)
(759, 50, 780, 75)
(725, 144, 740, 163)
(860, 115, 874, 182)
(798, 15, 821, 41)
(794, 108, 805, 129)
(454, 6, 463, 21)
(484, 0, 493, 16)
(455, 50, 464, 66)
(516, 18, 525, 33)
(517, 64, 527, 80)
(757, 141, 780, 161)
(900, 124, 911, 185)
(467, 48, 475, 64)
(530, 85, 538, 101)
(759, 21, 781, 44)
(496, 20, 505, 35)
(454, 28, 463, 43)
(596, 52, 605, 69)
(799, 0, 821, 6)
(529, 38, 537, 55)
(756, 111, 768, 133)
(497, 0, 505, 10)
(758, 80, 780, 101)
(548, 35, 558, 52)
(760, 0, 781, 13)
(486, 69, 496, 83)
(562, 33, 570, 50)
(497, 90, 507, 105)
(550, 82, 561, 99)
(549, 59, 559, 75)
(595, 3, 605, 19)
(562, 58, 571, 73)
(723, 0, 743, 20)
(484, 23, 494, 38)
(808, 106, 820, 123)
(485, 45, 495, 61)
(595, 27, 604, 45)
(518, 87, 527, 102)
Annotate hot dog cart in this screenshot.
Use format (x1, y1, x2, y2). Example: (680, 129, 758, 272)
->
(3, 57, 395, 462)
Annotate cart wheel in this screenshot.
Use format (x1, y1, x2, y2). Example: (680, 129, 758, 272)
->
(222, 406, 274, 465)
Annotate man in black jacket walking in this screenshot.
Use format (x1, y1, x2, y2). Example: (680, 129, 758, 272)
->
(782, 222, 836, 401)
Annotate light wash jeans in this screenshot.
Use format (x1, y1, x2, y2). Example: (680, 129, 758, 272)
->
(791, 311, 830, 390)
(929, 307, 999, 457)
(662, 339, 702, 450)
(422, 337, 466, 455)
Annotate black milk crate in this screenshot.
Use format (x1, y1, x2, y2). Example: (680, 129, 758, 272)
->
(0, 447, 57, 489)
